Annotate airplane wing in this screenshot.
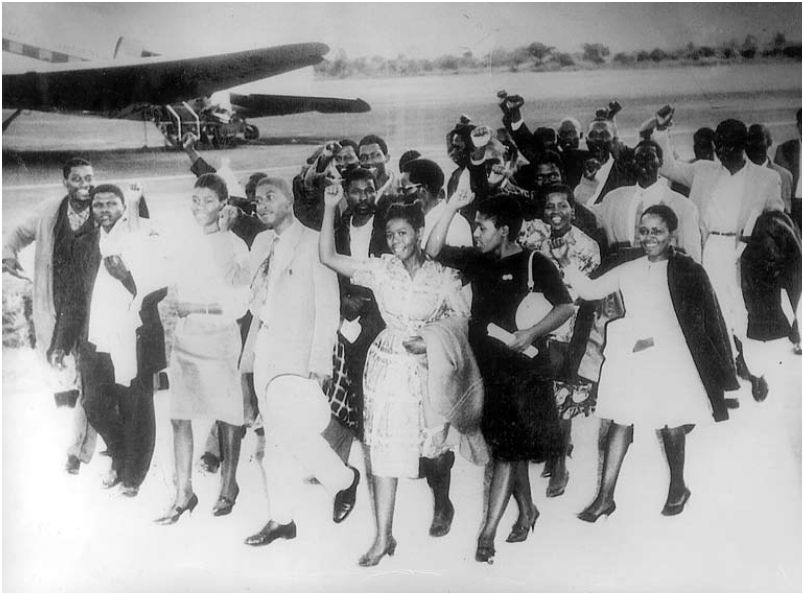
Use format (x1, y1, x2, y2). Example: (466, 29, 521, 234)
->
(2, 42, 330, 117)
(229, 93, 371, 118)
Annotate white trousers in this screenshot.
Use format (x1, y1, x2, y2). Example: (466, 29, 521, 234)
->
(257, 375, 352, 523)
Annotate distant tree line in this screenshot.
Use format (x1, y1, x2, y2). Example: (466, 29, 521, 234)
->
(314, 32, 802, 78)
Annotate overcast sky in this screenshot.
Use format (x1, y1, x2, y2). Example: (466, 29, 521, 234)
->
(3, 2, 802, 64)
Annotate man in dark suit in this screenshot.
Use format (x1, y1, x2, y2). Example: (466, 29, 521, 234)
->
(774, 108, 801, 229)
(54, 184, 166, 497)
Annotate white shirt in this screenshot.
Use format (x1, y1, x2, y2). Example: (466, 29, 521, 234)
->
(704, 163, 748, 234)
(349, 216, 374, 258)
(421, 200, 473, 249)
(574, 156, 615, 206)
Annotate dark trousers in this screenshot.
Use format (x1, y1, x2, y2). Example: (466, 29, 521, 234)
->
(81, 349, 155, 488)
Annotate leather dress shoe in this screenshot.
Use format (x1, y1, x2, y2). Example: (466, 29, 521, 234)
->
(333, 467, 359, 524)
(244, 520, 297, 546)
(429, 499, 454, 537)
(65, 455, 81, 475)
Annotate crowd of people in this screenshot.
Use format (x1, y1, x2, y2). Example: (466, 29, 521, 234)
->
(3, 92, 801, 566)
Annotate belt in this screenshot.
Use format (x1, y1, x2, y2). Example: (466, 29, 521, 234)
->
(709, 231, 736, 236)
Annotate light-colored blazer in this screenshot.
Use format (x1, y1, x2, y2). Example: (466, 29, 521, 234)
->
(591, 182, 703, 262)
(655, 130, 784, 246)
(241, 222, 340, 390)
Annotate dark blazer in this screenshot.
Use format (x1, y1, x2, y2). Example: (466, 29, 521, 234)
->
(667, 250, 739, 422)
(741, 211, 802, 342)
(333, 210, 387, 346)
(775, 138, 801, 194)
(54, 228, 167, 380)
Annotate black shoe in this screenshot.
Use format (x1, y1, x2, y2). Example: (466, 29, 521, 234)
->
(750, 376, 768, 402)
(546, 470, 569, 498)
(506, 503, 539, 543)
(121, 485, 139, 498)
(475, 538, 495, 564)
(661, 488, 691, 516)
(244, 520, 297, 546)
(333, 467, 359, 524)
(724, 398, 740, 410)
(200, 452, 220, 474)
(65, 455, 81, 475)
(154, 494, 198, 525)
(429, 499, 454, 537)
(577, 501, 616, 523)
(212, 485, 239, 517)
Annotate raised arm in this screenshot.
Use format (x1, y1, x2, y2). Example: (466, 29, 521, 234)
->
(425, 188, 475, 258)
(319, 184, 363, 278)
(551, 239, 623, 300)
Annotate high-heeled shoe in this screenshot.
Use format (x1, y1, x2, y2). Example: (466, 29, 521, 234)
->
(357, 537, 397, 567)
(546, 470, 569, 498)
(577, 501, 616, 523)
(212, 484, 239, 516)
(154, 493, 198, 525)
(506, 504, 539, 543)
(475, 538, 495, 564)
(661, 488, 691, 516)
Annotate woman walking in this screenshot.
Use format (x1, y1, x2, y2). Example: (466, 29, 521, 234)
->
(551, 204, 738, 522)
(426, 191, 574, 564)
(155, 173, 250, 524)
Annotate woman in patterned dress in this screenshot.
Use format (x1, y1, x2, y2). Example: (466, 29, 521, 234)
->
(519, 183, 601, 498)
(319, 185, 470, 567)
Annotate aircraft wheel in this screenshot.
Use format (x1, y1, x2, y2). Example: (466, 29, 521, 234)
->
(244, 124, 259, 141)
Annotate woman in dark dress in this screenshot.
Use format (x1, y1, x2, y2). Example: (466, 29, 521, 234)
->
(426, 191, 574, 564)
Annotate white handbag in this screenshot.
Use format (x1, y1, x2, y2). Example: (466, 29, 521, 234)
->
(515, 251, 553, 330)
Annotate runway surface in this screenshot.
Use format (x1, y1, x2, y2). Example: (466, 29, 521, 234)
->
(2, 340, 800, 591)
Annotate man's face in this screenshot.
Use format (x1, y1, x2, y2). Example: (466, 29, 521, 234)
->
(586, 122, 615, 160)
(399, 172, 428, 205)
(534, 163, 562, 188)
(714, 129, 746, 168)
(64, 165, 95, 202)
(693, 138, 715, 161)
(335, 146, 360, 173)
(91, 192, 125, 231)
(634, 145, 662, 186)
(254, 184, 293, 229)
(745, 130, 770, 165)
(447, 133, 469, 166)
(557, 122, 581, 151)
(345, 177, 377, 217)
(358, 143, 388, 177)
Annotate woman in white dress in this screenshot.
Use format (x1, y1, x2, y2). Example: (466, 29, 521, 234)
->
(553, 204, 737, 522)
(155, 174, 250, 524)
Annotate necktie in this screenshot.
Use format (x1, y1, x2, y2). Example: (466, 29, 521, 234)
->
(248, 235, 278, 313)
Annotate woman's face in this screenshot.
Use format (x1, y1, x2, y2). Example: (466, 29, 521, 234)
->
(385, 218, 420, 262)
(191, 186, 224, 228)
(473, 212, 506, 255)
(638, 214, 673, 259)
(542, 192, 574, 234)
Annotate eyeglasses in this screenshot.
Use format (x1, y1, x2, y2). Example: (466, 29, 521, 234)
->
(400, 184, 422, 197)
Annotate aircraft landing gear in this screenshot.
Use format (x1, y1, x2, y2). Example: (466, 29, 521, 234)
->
(244, 124, 259, 141)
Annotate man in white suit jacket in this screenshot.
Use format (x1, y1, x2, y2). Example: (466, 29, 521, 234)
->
(655, 118, 784, 397)
(241, 177, 359, 547)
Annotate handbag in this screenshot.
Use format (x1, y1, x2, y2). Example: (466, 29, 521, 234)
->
(515, 251, 553, 330)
